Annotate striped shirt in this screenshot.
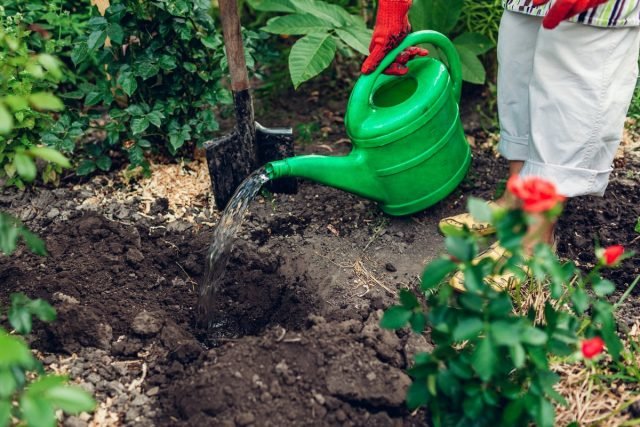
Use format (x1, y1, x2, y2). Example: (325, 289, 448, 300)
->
(503, 0, 640, 27)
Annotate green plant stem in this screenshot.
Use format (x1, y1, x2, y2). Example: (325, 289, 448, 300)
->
(613, 274, 640, 311)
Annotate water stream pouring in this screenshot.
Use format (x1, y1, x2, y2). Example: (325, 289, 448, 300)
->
(197, 30, 471, 328)
(266, 31, 471, 216)
(198, 168, 270, 329)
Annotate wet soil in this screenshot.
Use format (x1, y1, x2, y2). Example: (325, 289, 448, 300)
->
(2, 85, 640, 426)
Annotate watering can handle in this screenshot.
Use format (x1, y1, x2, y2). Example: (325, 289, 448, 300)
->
(362, 30, 462, 103)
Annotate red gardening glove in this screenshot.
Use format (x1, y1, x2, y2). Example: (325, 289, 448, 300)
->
(361, 0, 429, 76)
(533, 0, 609, 29)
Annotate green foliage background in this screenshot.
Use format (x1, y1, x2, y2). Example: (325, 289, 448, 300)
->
(1, 0, 505, 181)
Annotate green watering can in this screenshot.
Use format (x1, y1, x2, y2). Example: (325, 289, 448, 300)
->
(266, 30, 471, 216)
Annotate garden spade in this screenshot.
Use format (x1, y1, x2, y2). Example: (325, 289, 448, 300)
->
(205, 0, 296, 210)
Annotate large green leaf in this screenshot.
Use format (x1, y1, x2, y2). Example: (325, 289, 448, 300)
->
(445, 236, 476, 262)
(453, 317, 484, 341)
(71, 42, 89, 66)
(535, 397, 555, 427)
(28, 299, 56, 323)
(288, 0, 349, 26)
(28, 93, 64, 112)
(45, 385, 96, 413)
(456, 45, 486, 85)
(246, 0, 296, 13)
(131, 117, 150, 135)
(13, 153, 37, 182)
(467, 197, 494, 223)
(380, 306, 412, 329)
(289, 33, 336, 89)
(509, 343, 526, 368)
(87, 30, 107, 50)
(20, 395, 56, 427)
(8, 305, 31, 335)
(0, 399, 10, 427)
(0, 331, 32, 368)
(334, 27, 371, 56)
(21, 229, 48, 256)
(521, 326, 548, 346)
(409, 0, 463, 34)
(37, 54, 62, 79)
(406, 380, 429, 410)
(0, 369, 17, 398)
(454, 32, 495, 55)
(0, 103, 13, 134)
(0, 214, 19, 255)
(471, 338, 497, 382)
(421, 257, 457, 291)
(490, 320, 521, 346)
(28, 147, 71, 168)
(263, 14, 332, 35)
(117, 72, 138, 97)
(106, 23, 125, 45)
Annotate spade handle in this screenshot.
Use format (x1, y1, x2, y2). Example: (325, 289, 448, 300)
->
(219, 0, 250, 92)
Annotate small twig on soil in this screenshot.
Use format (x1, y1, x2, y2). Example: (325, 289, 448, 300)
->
(162, 239, 179, 250)
(175, 262, 198, 291)
(127, 362, 147, 392)
(629, 235, 640, 245)
(363, 220, 388, 252)
(353, 259, 396, 296)
(614, 274, 640, 311)
(275, 327, 287, 342)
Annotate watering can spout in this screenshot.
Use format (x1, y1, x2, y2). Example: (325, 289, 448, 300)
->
(266, 154, 385, 204)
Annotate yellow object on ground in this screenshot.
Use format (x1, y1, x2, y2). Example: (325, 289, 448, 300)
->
(438, 201, 499, 236)
(449, 242, 528, 292)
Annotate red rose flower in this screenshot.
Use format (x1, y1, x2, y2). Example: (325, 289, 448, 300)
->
(602, 245, 624, 266)
(507, 175, 566, 213)
(581, 337, 605, 359)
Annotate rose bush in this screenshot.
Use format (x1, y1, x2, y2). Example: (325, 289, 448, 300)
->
(381, 176, 633, 427)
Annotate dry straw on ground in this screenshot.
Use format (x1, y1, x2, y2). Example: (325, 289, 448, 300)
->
(553, 361, 637, 426)
(79, 158, 216, 224)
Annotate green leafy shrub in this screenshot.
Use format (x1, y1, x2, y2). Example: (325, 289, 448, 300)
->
(0, 11, 72, 187)
(409, 0, 495, 84)
(63, 0, 241, 175)
(248, 0, 372, 88)
(2, 0, 91, 60)
(0, 294, 96, 427)
(1, 208, 95, 426)
(381, 179, 632, 427)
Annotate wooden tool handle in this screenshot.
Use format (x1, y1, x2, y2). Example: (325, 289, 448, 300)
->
(219, 0, 250, 92)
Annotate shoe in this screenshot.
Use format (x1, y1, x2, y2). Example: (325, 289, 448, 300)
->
(449, 242, 529, 292)
(438, 201, 499, 236)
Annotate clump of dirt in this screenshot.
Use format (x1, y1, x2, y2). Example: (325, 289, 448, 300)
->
(169, 315, 428, 427)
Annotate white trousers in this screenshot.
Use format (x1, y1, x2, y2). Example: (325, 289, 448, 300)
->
(497, 11, 640, 197)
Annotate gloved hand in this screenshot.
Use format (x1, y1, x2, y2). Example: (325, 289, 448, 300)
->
(361, 0, 429, 76)
(533, 0, 609, 29)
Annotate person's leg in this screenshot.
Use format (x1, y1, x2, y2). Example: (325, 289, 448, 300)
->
(524, 23, 640, 197)
(497, 11, 542, 186)
(438, 11, 539, 235)
(518, 21, 640, 249)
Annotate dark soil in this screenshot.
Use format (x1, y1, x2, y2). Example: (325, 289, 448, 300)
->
(2, 85, 640, 426)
